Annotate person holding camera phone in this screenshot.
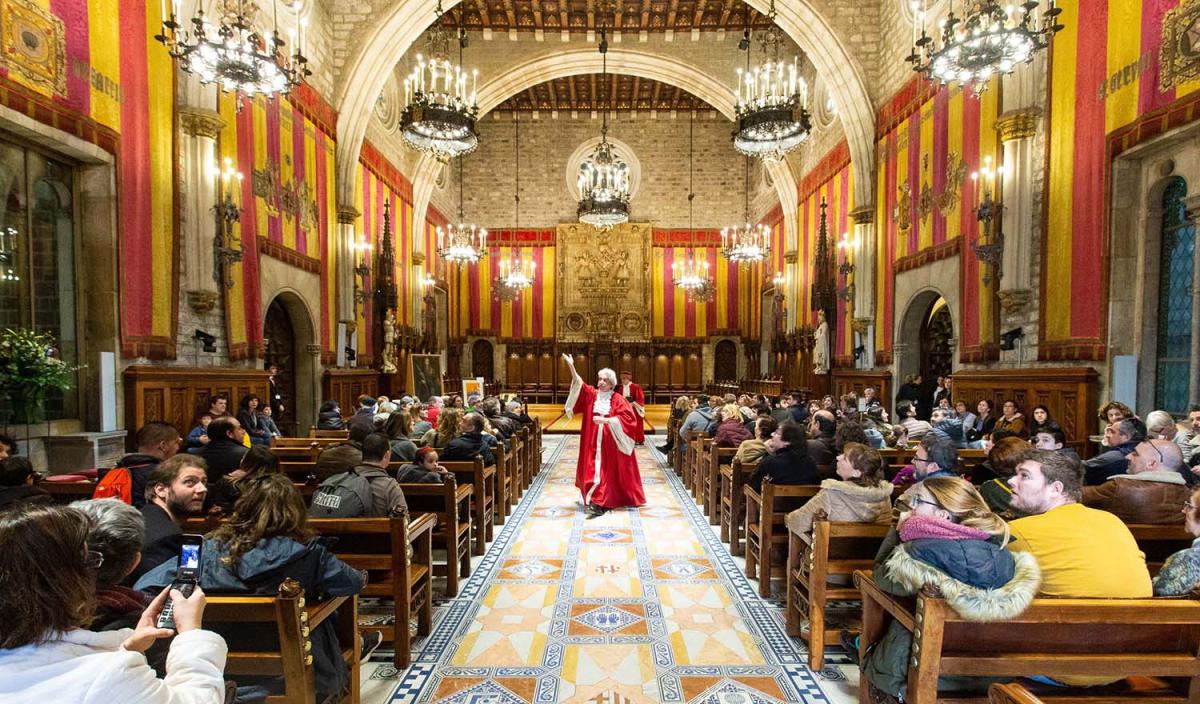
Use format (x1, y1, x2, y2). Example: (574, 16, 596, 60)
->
(0, 503, 226, 704)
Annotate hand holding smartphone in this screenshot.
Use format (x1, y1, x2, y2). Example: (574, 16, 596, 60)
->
(156, 534, 203, 631)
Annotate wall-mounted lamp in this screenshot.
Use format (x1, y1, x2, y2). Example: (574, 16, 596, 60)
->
(351, 235, 373, 309)
(971, 155, 1005, 286)
(212, 157, 243, 289)
(837, 232, 858, 277)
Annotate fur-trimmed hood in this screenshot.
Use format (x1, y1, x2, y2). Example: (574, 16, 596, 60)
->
(883, 544, 1041, 621)
(817, 477, 895, 500)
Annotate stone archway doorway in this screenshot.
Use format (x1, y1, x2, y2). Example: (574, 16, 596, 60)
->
(263, 291, 317, 435)
(920, 300, 954, 383)
(895, 290, 955, 417)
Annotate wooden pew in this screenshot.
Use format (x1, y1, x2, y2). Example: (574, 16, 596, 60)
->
(702, 444, 735, 526)
(270, 445, 321, 463)
(786, 514, 891, 669)
(309, 427, 350, 439)
(399, 476, 473, 598)
(1127, 523, 1193, 575)
(745, 479, 821, 597)
(685, 434, 710, 504)
(854, 569, 1200, 704)
(494, 440, 517, 524)
(987, 684, 1044, 704)
(720, 459, 757, 556)
(440, 457, 497, 555)
(39, 478, 97, 504)
(204, 579, 360, 704)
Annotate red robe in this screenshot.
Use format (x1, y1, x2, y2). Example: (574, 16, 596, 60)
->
(569, 381, 646, 509)
(620, 381, 647, 444)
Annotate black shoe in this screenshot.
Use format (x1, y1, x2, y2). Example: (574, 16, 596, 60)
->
(839, 631, 860, 664)
(655, 444, 670, 454)
(585, 503, 607, 519)
(360, 631, 383, 662)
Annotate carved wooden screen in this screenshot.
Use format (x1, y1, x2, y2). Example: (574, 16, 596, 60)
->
(714, 340, 738, 383)
(472, 339, 494, 381)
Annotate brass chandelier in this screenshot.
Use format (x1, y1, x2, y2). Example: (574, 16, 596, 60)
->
(732, 0, 810, 161)
(401, 0, 481, 160)
(494, 114, 535, 301)
(673, 111, 715, 302)
(577, 19, 631, 229)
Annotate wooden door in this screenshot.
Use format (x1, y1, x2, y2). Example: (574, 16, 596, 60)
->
(714, 340, 738, 383)
(263, 298, 296, 434)
(472, 339, 494, 381)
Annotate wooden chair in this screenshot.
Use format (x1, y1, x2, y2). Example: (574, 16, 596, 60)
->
(854, 569, 1200, 704)
(703, 445, 736, 526)
(441, 457, 496, 555)
(744, 479, 819, 597)
(399, 476, 473, 598)
(204, 579, 360, 704)
(786, 513, 890, 669)
(308, 513, 436, 669)
(720, 459, 757, 556)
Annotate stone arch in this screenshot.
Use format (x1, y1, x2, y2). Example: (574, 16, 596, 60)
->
(261, 288, 318, 434)
(895, 287, 957, 392)
(407, 49, 797, 245)
(333, 0, 875, 214)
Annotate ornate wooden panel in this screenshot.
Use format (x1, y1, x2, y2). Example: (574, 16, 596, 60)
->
(832, 369, 894, 416)
(321, 369, 381, 418)
(124, 366, 271, 449)
(951, 367, 1100, 456)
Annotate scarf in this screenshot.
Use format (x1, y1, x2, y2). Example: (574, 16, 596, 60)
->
(900, 514, 990, 543)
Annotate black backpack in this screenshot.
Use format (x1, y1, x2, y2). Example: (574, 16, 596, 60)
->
(308, 469, 373, 518)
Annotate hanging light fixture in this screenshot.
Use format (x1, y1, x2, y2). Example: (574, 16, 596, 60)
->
(494, 114, 536, 301)
(721, 155, 771, 264)
(732, 0, 810, 161)
(436, 155, 487, 263)
(907, 1, 1063, 94)
(156, 0, 310, 98)
(674, 111, 715, 302)
(400, 0, 481, 160)
(577, 16, 631, 229)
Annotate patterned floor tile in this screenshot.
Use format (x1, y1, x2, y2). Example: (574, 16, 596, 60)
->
(568, 602, 649, 636)
(430, 677, 536, 703)
(651, 557, 717, 580)
(497, 558, 564, 581)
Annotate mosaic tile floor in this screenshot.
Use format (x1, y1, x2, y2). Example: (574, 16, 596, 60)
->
(362, 435, 859, 704)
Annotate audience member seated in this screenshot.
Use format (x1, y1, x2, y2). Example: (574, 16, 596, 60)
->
(137, 474, 362, 701)
(193, 416, 248, 484)
(929, 407, 968, 449)
(955, 401, 978, 437)
(186, 413, 212, 449)
(352, 433, 409, 517)
(426, 396, 443, 427)
(1099, 400, 1134, 431)
(862, 386, 882, 410)
(861, 477, 1038, 702)
(1028, 404, 1055, 437)
(412, 404, 434, 437)
(747, 420, 819, 492)
(894, 434, 959, 493)
(897, 402, 932, 442)
(71, 499, 149, 632)
(317, 400, 345, 430)
(991, 400, 1029, 440)
(655, 396, 693, 454)
(977, 437, 1032, 519)
(0, 456, 50, 509)
(713, 403, 752, 451)
(1083, 416, 1144, 485)
(735, 416, 776, 466)
(373, 399, 398, 427)
(131, 454, 210, 583)
(237, 394, 271, 446)
(420, 408, 463, 450)
(1007, 449, 1152, 598)
(833, 421, 869, 454)
(1082, 439, 1189, 523)
(441, 412, 496, 465)
(346, 395, 378, 436)
(785, 442, 893, 535)
(770, 394, 794, 426)
(862, 406, 894, 449)
(0, 432, 15, 459)
(1153, 486, 1200, 596)
(99, 421, 182, 509)
(504, 399, 535, 428)
(382, 412, 418, 462)
(208, 445, 281, 514)
(481, 397, 518, 440)
(259, 406, 282, 439)
(1032, 426, 1079, 461)
(1146, 409, 1195, 463)
(396, 447, 450, 484)
(967, 399, 997, 443)
(206, 393, 230, 419)
(806, 410, 837, 467)
(0, 503, 225, 702)
(315, 423, 371, 479)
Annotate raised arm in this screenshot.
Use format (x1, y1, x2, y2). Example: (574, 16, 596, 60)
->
(562, 353, 584, 418)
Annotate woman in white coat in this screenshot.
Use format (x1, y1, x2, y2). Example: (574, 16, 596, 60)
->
(0, 503, 227, 704)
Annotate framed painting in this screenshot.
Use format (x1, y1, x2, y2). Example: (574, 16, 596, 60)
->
(462, 377, 485, 401)
(409, 354, 443, 401)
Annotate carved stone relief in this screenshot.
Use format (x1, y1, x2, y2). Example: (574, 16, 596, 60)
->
(556, 223, 652, 341)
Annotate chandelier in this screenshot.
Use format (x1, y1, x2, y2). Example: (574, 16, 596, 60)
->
(494, 115, 536, 301)
(732, 0, 810, 161)
(401, 0, 480, 160)
(156, 0, 309, 98)
(673, 111, 715, 302)
(577, 23, 631, 229)
(437, 156, 487, 263)
(907, 1, 1063, 93)
(722, 156, 771, 263)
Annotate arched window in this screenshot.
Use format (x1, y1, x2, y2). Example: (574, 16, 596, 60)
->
(1155, 176, 1195, 414)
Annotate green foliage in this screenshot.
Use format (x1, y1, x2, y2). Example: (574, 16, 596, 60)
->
(0, 329, 79, 422)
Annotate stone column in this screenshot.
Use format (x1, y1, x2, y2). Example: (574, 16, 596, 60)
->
(336, 206, 360, 366)
(178, 106, 225, 315)
(784, 249, 798, 331)
(850, 205, 875, 368)
(995, 109, 1039, 323)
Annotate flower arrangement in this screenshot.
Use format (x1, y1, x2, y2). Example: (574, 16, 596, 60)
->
(0, 329, 78, 424)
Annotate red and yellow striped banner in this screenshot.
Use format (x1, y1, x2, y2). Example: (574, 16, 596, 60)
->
(796, 157, 854, 357)
(354, 150, 417, 358)
(652, 238, 746, 339)
(451, 241, 556, 339)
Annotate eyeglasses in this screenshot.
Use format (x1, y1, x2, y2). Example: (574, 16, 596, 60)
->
(895, 496, 940, 512)
(84, 550, 104, 569)
(1144, 443, 1165, 466)
(1182, 501, 1197, 512)
(911, 456, 931, 465)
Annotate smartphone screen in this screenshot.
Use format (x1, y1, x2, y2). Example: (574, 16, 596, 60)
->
(177, 534, 203, 582)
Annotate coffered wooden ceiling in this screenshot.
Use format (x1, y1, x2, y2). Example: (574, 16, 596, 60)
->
(493, 74, 711, 112)
(443, 0, 773, 34)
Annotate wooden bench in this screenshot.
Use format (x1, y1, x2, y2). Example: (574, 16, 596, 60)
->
(441, 457, 497, 555)
(399, 476, 473, 598)
(270, 445, 321, 463)
(720, 459, 757, 556)
(204, 579, 359, 704)
(494, 441, 517, 525)
(745, 480, 820, 596)
(854, 569, 1200, 704)
(273, 436, 348, 449)
(786, 514, 891, 669)
(1127, 523, 1193, 575)
(684, 434, 710, 504)
(39, 478, 97, 503)
(309, 427, 350, 439)
(702, 445, 736, 526)
(988, 683, 1043, 704)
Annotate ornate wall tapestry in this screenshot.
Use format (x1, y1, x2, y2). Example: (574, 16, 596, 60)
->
(556, 223, 652, 342)
(0, 0, 67, 98)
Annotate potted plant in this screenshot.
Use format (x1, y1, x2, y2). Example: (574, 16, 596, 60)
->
(0, 329, 78, 424)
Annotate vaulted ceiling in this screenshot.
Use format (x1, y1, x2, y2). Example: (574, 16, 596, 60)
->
(492, 74, 712, 112)
(443, 0, 773, 34)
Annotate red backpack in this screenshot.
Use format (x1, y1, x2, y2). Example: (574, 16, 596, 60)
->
(92, 467, 133, 504)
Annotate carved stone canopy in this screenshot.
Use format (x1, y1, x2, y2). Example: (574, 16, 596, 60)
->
(996, 109, 1041, 142)
(179, 108, 226, 139)
(998, 288, 1034, 316)
(556, 223, 651, 342)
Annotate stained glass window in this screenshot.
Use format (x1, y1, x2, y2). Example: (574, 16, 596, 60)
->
(1155, 177, 1194, 415)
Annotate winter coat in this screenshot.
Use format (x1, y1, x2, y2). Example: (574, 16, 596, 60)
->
(0, 628, 227, 704)
(734, 438, 770, 466)
(930, 418, 968, 449)
(186, 425, 208, 449)
(441, 431, 495, 465)
(785, 479, 894, 535)
(968, 414, 997, 443)
(395, 464, 445, 484)
(806, 433, 837, 469)
(748, 444, 820, 492)
(0, 483, 52, 510)
(1082, 470, 1191, 524)
(678, 407, 715, 441)
(992, 413, 1029, 439)
(135, 535, 363, 700)
(485, 412, 519, 440)
(713, 419, 752, 449)
(317, 410, 345, 430)
(192, 438, 247, 483)
(900, 417, 933, 441)
(389, 438, 418, 463)
(130, 503, 182, 584)
(1154, 537, 1200, 596)
(314, 441, 362, 479)
(346, 408, 377, 436)
(350, 464, 409, 517)
(863, 525, 1041, 698)
(1083, 439, 1139, 485)
(97, 453, 164, 509)
(237, 409, 270, 441)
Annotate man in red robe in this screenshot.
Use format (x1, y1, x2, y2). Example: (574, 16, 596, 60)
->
(562, 353, 646, 518)
(618, 370, 647, 444)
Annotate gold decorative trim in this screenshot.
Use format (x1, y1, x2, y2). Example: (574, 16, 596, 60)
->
(850, 206, 874, 225)
(178, 107, 226, 139)
(186, 289, 218, 314)
(411, 252, 426, 265)
(1160, 0, 1200, 92)
(996, 109, 1041, 142)
(341, 319, 358, 334)
(783, 250, 798, 264)
(336, 206, 360, 224)
(998, 288, 1033, 316)
(851, 317, 872, 335)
